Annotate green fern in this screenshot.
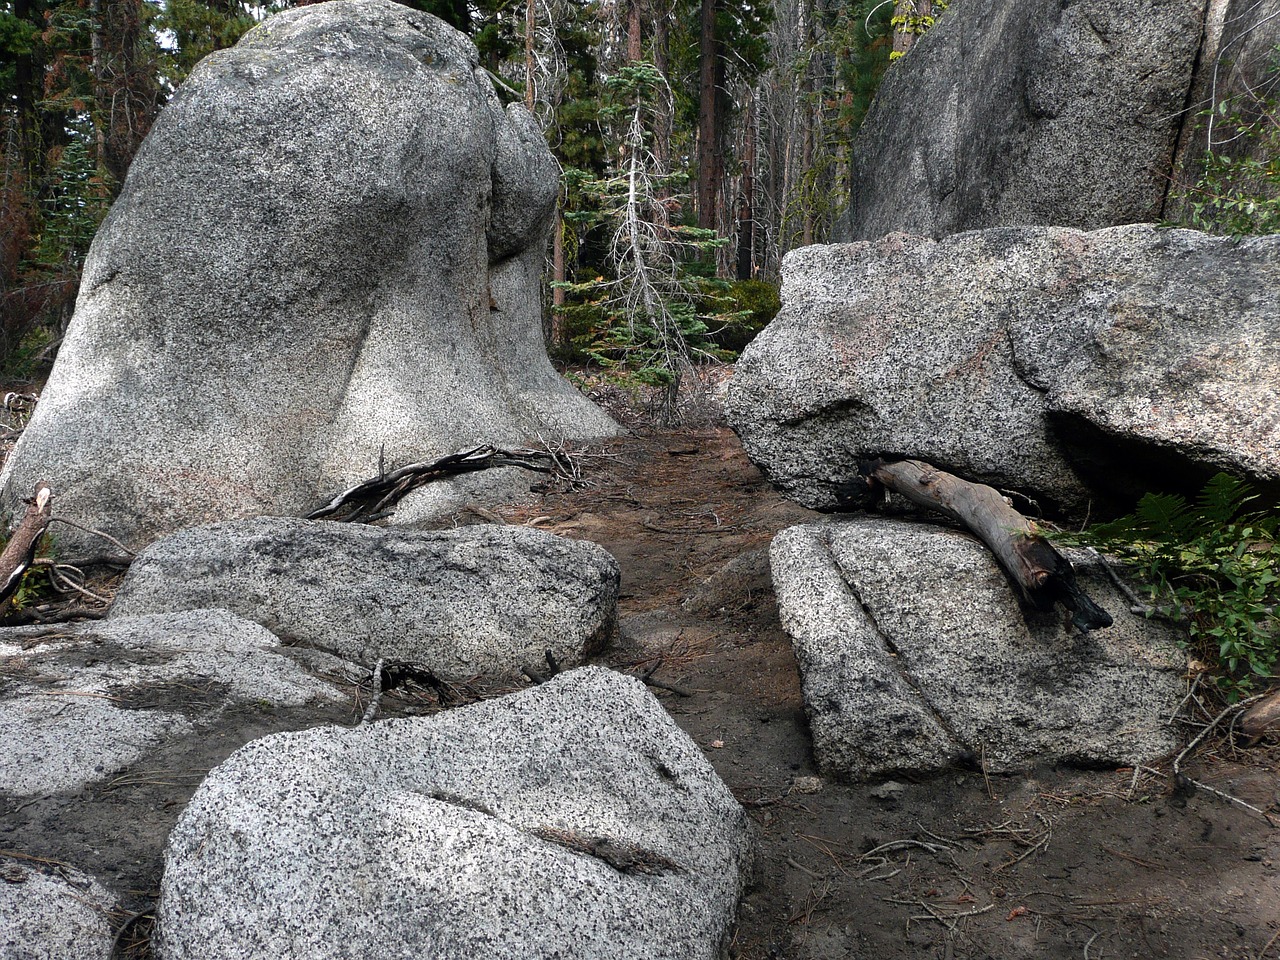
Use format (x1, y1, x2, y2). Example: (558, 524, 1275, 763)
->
(1062, 474, 1279, 700)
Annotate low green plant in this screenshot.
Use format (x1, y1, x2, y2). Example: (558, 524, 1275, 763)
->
(1062, 475, 1278, 700)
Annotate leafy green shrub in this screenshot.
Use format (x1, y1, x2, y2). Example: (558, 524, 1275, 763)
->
(1171, 45, 1280, 236)
(696, 278, 780, 354)
(1063, 475, 1278, 700)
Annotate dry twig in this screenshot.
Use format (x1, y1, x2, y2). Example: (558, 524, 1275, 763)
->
(358, 659, 385, 725)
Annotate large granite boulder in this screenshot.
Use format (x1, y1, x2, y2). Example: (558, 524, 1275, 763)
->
(153, 667, 754, 960)
(725, 225, 1280, 515)
(0, 0, 617, 552)
(109, 518, 621, 676)
(837, 0, 1280, 243)
(836, 0, 1203, 241)
(0, 610, 359, 952)
(771, 519, 1186, 780)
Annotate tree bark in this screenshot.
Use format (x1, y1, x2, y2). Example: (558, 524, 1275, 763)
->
(736, 97, 756, 280)
(627, 0, 643, 64)
(861, 459, 1113, 632)
(525, 0, 537, 111)
(696, 0, 721, 231)
(551, 202, 566, 344)
(892, 0, 933, 57)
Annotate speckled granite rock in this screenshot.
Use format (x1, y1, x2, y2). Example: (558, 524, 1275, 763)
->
(0, 0, 617, 553)
(727, 225, 1280, 515)
(0, 861, 118, 960)
(109, 518, 620, 677)
(153, 667, 753, 960)
(771, 519, 1186, 780)
(0, 610, 348, 798)
(834, 0, 1202, 240)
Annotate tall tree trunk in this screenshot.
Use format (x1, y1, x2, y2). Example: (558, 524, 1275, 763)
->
(696, 0, 719, 231)
(101, 0, 159, 183)
(525, 0, 536, 110)
(801, 107, 814, 246)
(652, 6, 672, 209)
(551, 203, 566, 343)
(12, 0, 53, 186)
(736, 97, 756, 280)
(627, 0, 644, 64)
(892, 0, 933, 57)
(88, 0, 111, 177)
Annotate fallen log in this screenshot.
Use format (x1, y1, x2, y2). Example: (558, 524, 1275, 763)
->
(1240, 687, 1280, 742)
(860, 459, 1112, 633)
(0, 482, 53, 607)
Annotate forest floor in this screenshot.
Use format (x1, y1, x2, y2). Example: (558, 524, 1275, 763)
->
(495, 419, 1280, 960)
(3, 381, 1279, 959)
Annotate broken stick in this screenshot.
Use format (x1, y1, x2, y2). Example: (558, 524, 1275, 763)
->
(861, 459, 1112, 632)
(0, 482, 52, 607)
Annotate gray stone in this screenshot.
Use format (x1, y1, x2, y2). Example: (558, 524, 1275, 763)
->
(0, 862, 117, 960)
(153, 667, 753, 960)
(109, 517, 621, 676)
(771, 519, 1186, 780)
(835, 0, 1203, 241)
(867, 781, 905, 803)
(0, 610, 346, 797)
(726, 225, 1280, 515)
(0, 0, 617, 553)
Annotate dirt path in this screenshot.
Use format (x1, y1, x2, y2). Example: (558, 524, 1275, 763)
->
(503, 426, 1280, 960)
(3, 416, 1277, 959)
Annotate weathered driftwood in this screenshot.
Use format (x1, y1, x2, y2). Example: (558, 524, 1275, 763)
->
(307, 444, 562, 522)
(0, 482, 52, 606)
(860, 459, 1112, 632)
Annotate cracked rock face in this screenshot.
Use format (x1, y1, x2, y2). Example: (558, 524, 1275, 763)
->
(726, 226, 1280, 516)
(0, 610, 348, 798)
(0, 0, 617, 553)
(771, 519, 1186, 780)
(108, 517, 621, 677)
(153, 667, 753, 960)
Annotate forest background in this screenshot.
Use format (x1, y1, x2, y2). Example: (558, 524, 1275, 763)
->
(0, 0, 947, 401)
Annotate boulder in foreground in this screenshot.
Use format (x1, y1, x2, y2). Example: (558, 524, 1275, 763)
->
(153, 667, 753, 960)
(109, 518, 620, 677)
(771, 519, 1185, 780)
(0, 861, 118, 960)
(0, 609, 346, 798)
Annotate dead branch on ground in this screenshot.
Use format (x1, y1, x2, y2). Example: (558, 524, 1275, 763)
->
(858, 459, 1112, 632)
(308, 444, 582, 522)
(1240, 687, 1280, 742)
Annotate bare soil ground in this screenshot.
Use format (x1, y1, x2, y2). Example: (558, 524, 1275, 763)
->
(500, 424, 1280, 960)
(2, 394, 1278, 959)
